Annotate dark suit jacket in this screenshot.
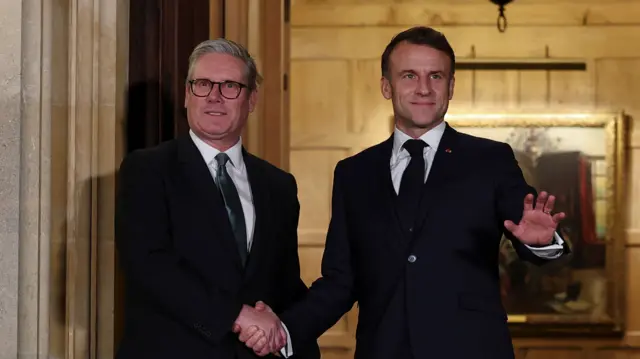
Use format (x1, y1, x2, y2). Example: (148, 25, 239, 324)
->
(280, 124, 570, 359)
(114, 135, 320, 359)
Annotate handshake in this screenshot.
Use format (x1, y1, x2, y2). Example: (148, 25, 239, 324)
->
(233, 301, 288, 357)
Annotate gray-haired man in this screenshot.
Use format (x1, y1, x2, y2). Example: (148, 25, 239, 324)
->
(115, 38, 319, 359)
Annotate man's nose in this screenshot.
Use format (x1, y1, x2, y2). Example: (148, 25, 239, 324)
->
(206, 84, 223, 102)
(416, 79, 432, 95)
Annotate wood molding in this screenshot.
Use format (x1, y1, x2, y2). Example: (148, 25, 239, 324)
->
(224, 0, 249, 45)
(259, 0, 290, 170)
(291, 26, 640, 60)
(291, 3, 640, 27)
(627, 229, 640, 246)
(210, 0, 224, 39)
(214, 0, 290, 170)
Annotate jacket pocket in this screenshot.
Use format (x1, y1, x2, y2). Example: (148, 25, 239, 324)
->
(457, 292, 507, 321)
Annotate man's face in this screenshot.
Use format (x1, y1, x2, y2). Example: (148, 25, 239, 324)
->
(184, 52, 257, 148)
(380, 42, 455, 137)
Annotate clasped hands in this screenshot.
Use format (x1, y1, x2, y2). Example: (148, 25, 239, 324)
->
(233, 301, 287, 357)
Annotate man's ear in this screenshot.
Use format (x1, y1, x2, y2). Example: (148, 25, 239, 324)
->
(184, 83, 190, 108)
(448, 74, 455, 100)
(380, 76, 392, 100)
(248, 88, 258, 113)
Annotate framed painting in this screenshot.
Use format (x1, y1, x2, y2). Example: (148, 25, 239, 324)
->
(445, 112, 628, 337)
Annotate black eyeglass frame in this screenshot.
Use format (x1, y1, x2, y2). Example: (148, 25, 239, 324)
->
(187, 78, 249, 99)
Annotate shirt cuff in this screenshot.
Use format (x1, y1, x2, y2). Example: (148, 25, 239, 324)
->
(279, 322, 293, 358)
(525, 231, 564, 259)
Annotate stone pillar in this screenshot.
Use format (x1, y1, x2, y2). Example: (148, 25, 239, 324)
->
(19, 0, 53, 357)
(0, 0, 129, 358)
(0, 0, 23, 355)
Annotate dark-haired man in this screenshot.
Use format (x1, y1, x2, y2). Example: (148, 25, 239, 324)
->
(239, 26, 570, 359)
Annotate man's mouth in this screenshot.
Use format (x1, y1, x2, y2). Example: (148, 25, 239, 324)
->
(204, 111, 226, 116)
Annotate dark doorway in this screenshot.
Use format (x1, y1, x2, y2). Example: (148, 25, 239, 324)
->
(125, 0, 211, 152)
(116, 0, 215, 351)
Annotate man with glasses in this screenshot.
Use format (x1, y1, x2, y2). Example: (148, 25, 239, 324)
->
(115, 38, 319, 359)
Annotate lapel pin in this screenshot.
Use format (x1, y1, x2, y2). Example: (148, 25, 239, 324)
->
(445, 148, 452, 153)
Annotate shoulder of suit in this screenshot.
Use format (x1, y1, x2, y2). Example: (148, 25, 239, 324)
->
(339, 139, 386, 164)
(454, 130, 513, 152)
(120, 138, 180, 170)
(244, 152, 295, 184)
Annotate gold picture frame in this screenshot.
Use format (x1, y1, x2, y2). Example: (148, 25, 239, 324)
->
(444, 111, 628, 337)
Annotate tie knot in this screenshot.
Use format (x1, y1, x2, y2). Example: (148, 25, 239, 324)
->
(402, 139, 427, 158)
(215, 152, 230, 168)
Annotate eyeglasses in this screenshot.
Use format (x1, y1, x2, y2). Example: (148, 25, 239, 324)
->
(188, 78, 248, 99)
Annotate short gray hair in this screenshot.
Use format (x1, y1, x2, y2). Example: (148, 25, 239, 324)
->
(186, 38, 262, 90)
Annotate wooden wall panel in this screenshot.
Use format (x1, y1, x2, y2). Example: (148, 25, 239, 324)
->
(595, 60, 640, 230)
(290, 146, 356, 355)
(450, 70, 474, 109)
(290, 149, 347, 234)
(518, 71, 549, 109)
(292, 27, 640, 60)
(550, 69, 595, 109)
(474, 70, 520, 109)
(351, 60, 392, 135)
(291, 61, 350, 136)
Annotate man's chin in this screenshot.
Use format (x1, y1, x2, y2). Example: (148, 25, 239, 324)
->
(412, 118, 442, 129)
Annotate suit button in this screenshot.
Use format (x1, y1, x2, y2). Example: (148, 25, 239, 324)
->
(408, 254, 417, 263)
(409, 227, 413, 232)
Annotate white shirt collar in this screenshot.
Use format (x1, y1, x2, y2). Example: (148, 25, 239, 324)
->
(189, 129, 245, 171)
(392, 120, 447, 158)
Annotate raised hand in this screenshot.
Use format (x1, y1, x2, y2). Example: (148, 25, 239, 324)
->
(503, 191, 566, 246)
(233, 301, 286, 356)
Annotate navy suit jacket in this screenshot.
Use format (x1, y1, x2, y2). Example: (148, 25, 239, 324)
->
(280, 123, 570, 359)
(114, 135, 320, 359)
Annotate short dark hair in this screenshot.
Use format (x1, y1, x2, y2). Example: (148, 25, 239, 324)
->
(381, 26, 455, 79)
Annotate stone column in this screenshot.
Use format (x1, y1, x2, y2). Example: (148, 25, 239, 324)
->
(0, 0, 129, 358)
(0, 0, 23, 355)
(18, 0, 53, 357)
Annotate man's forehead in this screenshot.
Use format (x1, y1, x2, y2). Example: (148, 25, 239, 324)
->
(193, 54, 245, 79)
(390, 45, 451, 72)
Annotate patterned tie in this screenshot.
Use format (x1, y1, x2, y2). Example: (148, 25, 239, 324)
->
(397, 139, 427, 233)
(215, 153, 248, 267)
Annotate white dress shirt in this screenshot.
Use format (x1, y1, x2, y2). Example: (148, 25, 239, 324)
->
(189, 130, 294, 357)
(390, 121, 565, 258)
(190, 130, 256, 250)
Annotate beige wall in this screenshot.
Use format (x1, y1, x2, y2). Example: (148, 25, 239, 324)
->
(290, 0, 640, 358)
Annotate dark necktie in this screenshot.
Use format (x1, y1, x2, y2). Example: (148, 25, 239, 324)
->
(397, 139, 427, 233)
(215, 153, 248, 267)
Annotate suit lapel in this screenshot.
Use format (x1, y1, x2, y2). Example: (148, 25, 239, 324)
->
(412, 124, 461, 236)
(242, 151, 270, 281)
(176, 135, 244, 272)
